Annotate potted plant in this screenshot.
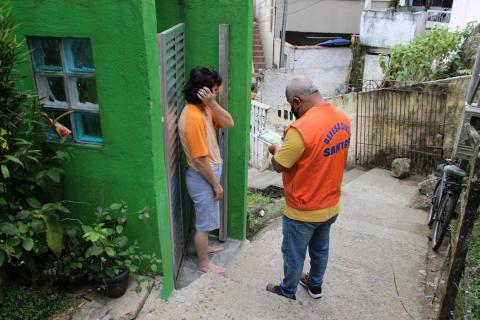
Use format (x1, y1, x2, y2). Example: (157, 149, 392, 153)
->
(41, 222, 91, 291)
(81, 203, 160, 298)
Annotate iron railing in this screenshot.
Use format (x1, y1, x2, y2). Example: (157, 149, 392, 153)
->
(426, 9, 452, 28)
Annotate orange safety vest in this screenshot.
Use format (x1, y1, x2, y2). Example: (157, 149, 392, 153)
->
(282, 102, 351, 211)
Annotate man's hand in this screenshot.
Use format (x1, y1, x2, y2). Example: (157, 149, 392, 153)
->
(197, 87, 216, 108)
(269, 144, 281, 155)
(213, 183, 224, 200)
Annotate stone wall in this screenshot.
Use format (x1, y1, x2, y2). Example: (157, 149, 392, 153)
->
(256, 76, 470, 172)
(360, 10, 427, 48)
(258, 42, 353, 106)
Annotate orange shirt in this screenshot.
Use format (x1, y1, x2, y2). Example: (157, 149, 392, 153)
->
(178, 104, 222, 171)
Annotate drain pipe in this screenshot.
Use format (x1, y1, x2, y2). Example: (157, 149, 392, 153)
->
(279, 0, 288, 68)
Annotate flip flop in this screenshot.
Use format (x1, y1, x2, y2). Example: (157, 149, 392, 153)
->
(197, 266, 226, 276)
(207, 247, 224, 257)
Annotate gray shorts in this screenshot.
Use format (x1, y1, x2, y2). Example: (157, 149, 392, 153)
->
(186, 164, 222, 232)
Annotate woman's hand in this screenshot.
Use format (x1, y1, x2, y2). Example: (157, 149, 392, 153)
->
(197, 87, 216, 107)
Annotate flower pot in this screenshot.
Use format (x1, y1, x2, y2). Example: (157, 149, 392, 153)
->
(59, 274, 91, 292)
(104, 270, 129, 298)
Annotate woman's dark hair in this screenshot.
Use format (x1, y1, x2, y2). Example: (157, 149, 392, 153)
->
(183, 67, 222, 105)
(251, 83, 257, 92)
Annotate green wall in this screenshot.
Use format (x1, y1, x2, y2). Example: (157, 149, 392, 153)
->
(155, 0, 182, 32)
(9, 0, 252, 299)
(182, 0, 253, 239)
(8, 0, 170, 277)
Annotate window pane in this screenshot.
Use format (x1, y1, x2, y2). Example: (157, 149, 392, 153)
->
(77, 78, 97, 104)
(81, 113, 102, 137)
(30, 38, 63, 72)
(69, 77, 98, 111)
(65, 39, 95, 73)
(36, 75, 68, 108)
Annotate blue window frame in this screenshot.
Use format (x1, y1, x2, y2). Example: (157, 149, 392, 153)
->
(28, 37, 103, 145)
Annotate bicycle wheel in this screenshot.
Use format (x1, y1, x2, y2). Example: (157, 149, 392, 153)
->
(432, 194, 455, 251)
(428, 180, 441, 227)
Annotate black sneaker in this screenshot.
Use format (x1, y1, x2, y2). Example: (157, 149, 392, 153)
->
(266, 283, 296, 300)
(299, 273, 322, 299)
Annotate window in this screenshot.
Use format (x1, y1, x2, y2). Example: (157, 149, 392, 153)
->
(28, 37, 103, 145)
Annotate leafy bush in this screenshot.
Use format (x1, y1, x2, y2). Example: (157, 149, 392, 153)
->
(0, 5, 70, 281)
(381, 23, 476, 82)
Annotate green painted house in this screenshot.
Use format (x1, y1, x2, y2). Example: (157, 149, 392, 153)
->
(8, 0, 252, 298)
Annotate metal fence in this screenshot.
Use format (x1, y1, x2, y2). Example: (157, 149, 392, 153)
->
(250, 100, 272, 170)
(356, 86, 448, 175)
(426, 9, 452, 29)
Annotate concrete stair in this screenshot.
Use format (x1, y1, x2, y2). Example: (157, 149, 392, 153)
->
(253, 22, 266, 72)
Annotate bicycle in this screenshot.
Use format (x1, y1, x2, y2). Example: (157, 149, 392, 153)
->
(427, 159, 466, 251)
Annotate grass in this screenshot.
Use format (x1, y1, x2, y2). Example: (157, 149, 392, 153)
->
(247, 191, 271, 207)
(0, 285, 76, 320)
(247, 191, 285, 239)
(452, 219, 480, 320)
(466, 220, 480, 319)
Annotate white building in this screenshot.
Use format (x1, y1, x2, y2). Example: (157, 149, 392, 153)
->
(255, 0, 364, 68)
(449, 0, 480, 31)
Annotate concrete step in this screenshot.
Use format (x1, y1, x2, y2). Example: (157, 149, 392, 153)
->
(248, 167, 283, 190)
(342, 167, 368, 186)
(176, 237, 246, 289)
(72, 278, 154, 320)
(253, 56, 265, 63)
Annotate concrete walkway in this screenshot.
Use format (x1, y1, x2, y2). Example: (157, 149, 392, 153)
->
(138, 168, 432, 320)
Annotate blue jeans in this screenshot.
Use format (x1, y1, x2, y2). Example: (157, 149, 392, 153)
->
(280, 214, 337, 298)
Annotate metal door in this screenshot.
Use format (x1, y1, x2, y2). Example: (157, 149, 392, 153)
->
(157, 23, 185, 284)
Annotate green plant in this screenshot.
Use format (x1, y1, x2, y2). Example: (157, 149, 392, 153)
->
(82, 203, 160, 291)
(247, 191, 270, 208)
(0, 284, 75, 320)
(0, 5, 70, 280)
(466, 220, 480, 319)
(42, 222, 89, 284)
(381, 23, 476, 82)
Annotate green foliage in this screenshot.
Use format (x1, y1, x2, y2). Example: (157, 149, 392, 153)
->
(0, 285, 74, 320)
(382, 23, 476, 82)
(81, 203, 160, 291)
(0, 5, 70, 281)
(466, 220, 480, 319)
(247, 191, 270, 207)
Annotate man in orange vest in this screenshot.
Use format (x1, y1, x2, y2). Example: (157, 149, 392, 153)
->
(266, 76, 351, 300)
